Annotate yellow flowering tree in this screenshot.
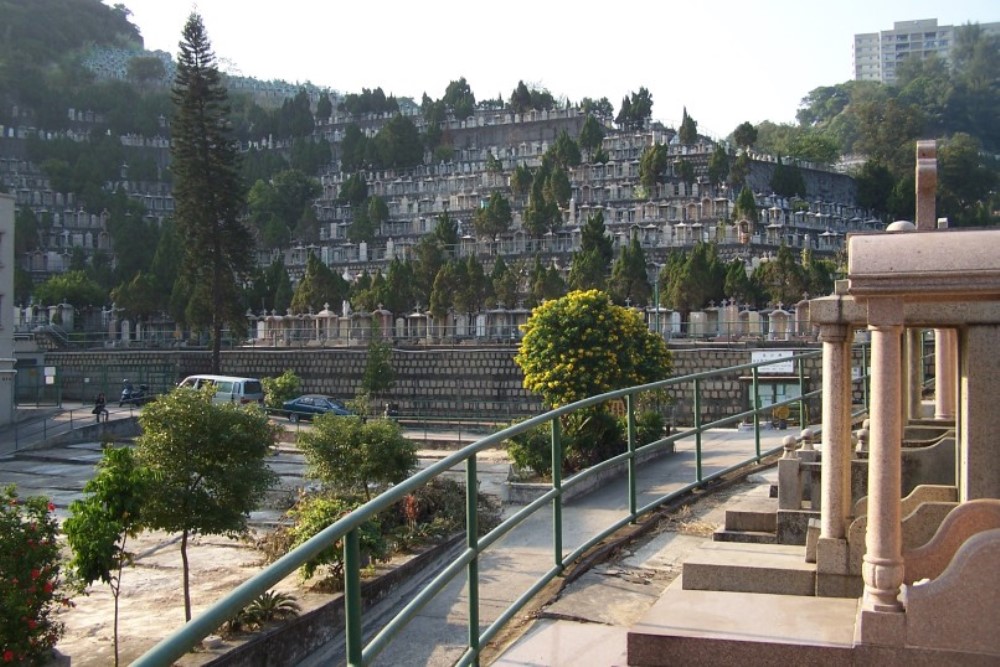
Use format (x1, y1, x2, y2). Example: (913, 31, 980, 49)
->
(515, 289, 672, 408)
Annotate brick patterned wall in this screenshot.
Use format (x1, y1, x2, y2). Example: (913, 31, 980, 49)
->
(42, 344, 855, 425)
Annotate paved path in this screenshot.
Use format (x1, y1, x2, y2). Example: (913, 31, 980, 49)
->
(300, 428, 787, 666)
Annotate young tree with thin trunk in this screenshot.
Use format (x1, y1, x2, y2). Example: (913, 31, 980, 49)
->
(135, 387, 279, 622)
(170, 13, 252, 373)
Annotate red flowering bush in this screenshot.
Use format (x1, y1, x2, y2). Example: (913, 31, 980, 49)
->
(1, 485, 71, 665)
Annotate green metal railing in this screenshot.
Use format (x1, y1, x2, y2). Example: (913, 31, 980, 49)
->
(134, 348, 869, 667)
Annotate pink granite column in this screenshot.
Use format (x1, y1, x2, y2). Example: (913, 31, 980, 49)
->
(905, 329, 924, 420)
(934, 328, 957, 420)
(820, 323, 853, 539)
(862, 299, 905, 612)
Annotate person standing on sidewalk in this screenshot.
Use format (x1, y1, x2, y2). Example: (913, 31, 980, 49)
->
(93, 392, 107, 422)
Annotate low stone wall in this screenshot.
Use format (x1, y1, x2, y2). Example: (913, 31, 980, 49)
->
(39, 344, 833, 424)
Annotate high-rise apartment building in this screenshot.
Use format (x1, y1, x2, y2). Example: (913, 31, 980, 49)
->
(853, 18, 999, 84)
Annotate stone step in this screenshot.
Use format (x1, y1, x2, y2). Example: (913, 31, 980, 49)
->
(682, 540, 816, 596)
(713, 528, 777, 544)
(627, 578, 857, 666)
(723, 496, 778, 532)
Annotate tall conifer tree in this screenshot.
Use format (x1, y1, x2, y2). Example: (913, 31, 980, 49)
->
(170, 13, 251, 371)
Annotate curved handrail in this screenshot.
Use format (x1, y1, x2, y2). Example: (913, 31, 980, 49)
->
(135, 348, 859, 666)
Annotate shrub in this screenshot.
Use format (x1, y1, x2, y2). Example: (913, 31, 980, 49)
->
(632, 410, 666, 446)
(262, 369, 301, 410)
(515, 290, 672, 408)
(297, 415, 416, 500)
(287, 492, 390, 583)
(506, 421, 554, 478)
(1, 485, 72, 665)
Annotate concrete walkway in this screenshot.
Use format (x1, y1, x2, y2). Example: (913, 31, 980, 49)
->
(300, 428, 787, 666)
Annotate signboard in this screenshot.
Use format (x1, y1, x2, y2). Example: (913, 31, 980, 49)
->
(44, 366, 56, 385)
(751, 350, 794, 374)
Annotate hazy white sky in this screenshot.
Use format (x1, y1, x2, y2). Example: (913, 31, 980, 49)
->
(113, 1, 996, 139)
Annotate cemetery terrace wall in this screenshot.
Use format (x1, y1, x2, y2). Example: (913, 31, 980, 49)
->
(42, 346, 835, 425)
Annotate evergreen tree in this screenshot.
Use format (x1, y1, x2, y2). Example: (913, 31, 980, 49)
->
(170, 13, 251, 372)
(679, 107, 699, 144)
(567, 210, 614, 291)
(608, 237, 651, 306)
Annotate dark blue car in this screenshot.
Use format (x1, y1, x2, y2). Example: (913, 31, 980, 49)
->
(282, 395, 353, 423)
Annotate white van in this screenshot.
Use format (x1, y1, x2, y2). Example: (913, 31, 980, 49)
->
(177, 375, 265, 406)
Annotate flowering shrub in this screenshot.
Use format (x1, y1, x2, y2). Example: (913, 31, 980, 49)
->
(515, 289, 672, 408)
(1, 485, 72, 665)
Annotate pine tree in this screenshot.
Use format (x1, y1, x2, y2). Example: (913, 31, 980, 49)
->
(170, 13, 251, 372)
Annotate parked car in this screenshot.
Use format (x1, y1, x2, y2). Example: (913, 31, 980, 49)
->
(282, 394, 352, 422)
(177, 375, 265, 406)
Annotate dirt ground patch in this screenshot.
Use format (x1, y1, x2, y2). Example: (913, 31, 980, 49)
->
(52, 529, 331, 666)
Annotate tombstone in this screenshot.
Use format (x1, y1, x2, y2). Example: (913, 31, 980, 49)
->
(746, 310, 763, 337)
(120, 318, 131, 343)
(359, 241, 368, 262)
(689, 311, 707, 337)
(721, 301, 741, 337)
(769, 307, 791, 341)
(670, 311, 682, 335)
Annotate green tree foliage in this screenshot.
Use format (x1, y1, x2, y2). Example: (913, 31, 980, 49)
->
(349, 195, 388, 244)
(527, 257, 566, 307)
(64, 446, 147, 667)
(937, 132, 999, 227)
(429, 260, 460, 321)
(676, 159, 696, 188)
(340, 123, 367, 172)
(442, 77, 476, 120)
(34, 270, 105, 308)
(110, 271, 160, 323)
(854, 160, 895, 217)
(639, 144, 669, 192)
(261, 369, 301, 410)
(732, 121, 758, 149)
(247, 169, 321, 249)
(337, 172, 368, 206)
(678, 107, 698, 144)
(568, 210, 613, 291)
(315, 93, 333, 121)
(508, 81, 555, 113)
(515, 289, 672, 408)
(170, 13, 252, 372)
(277, 90, 314, 138)
(372, 114, 424, 169)
(608, 236, 651, 306)
(707, 145, 730, 188)
(723, 260, 759, 306)
(579, 96, 614, 120)
(338, 87, 398, 116)
(523, 163, 562, 237)
(361, 321, 395, 402)
(660, 243, 726, 316)
(754, 244, 807, 306)
(547, 130, 582, 169)
(381, 258, 416, 314)
(297, 415, 416, 500)
(489, 257, 520, 308)
(135, 386, 279, 621)
(578, 115, 605, 160)
(291, 253, 349, 314)
(510, 163, 533, 198)
(734, 187, 759, 223)
(472, 190, 513, 241)
(614, 87, 653, 131)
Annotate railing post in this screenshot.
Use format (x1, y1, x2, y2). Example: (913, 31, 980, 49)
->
(550, 418, 563, 568)
(344, 529, 363, 666)
(626, 394, 637, 520)
(466, 456, 480, 661)
(752, 368, 761, 461)
(797, 356, 807, 427)
(693, 378, 703, 482)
